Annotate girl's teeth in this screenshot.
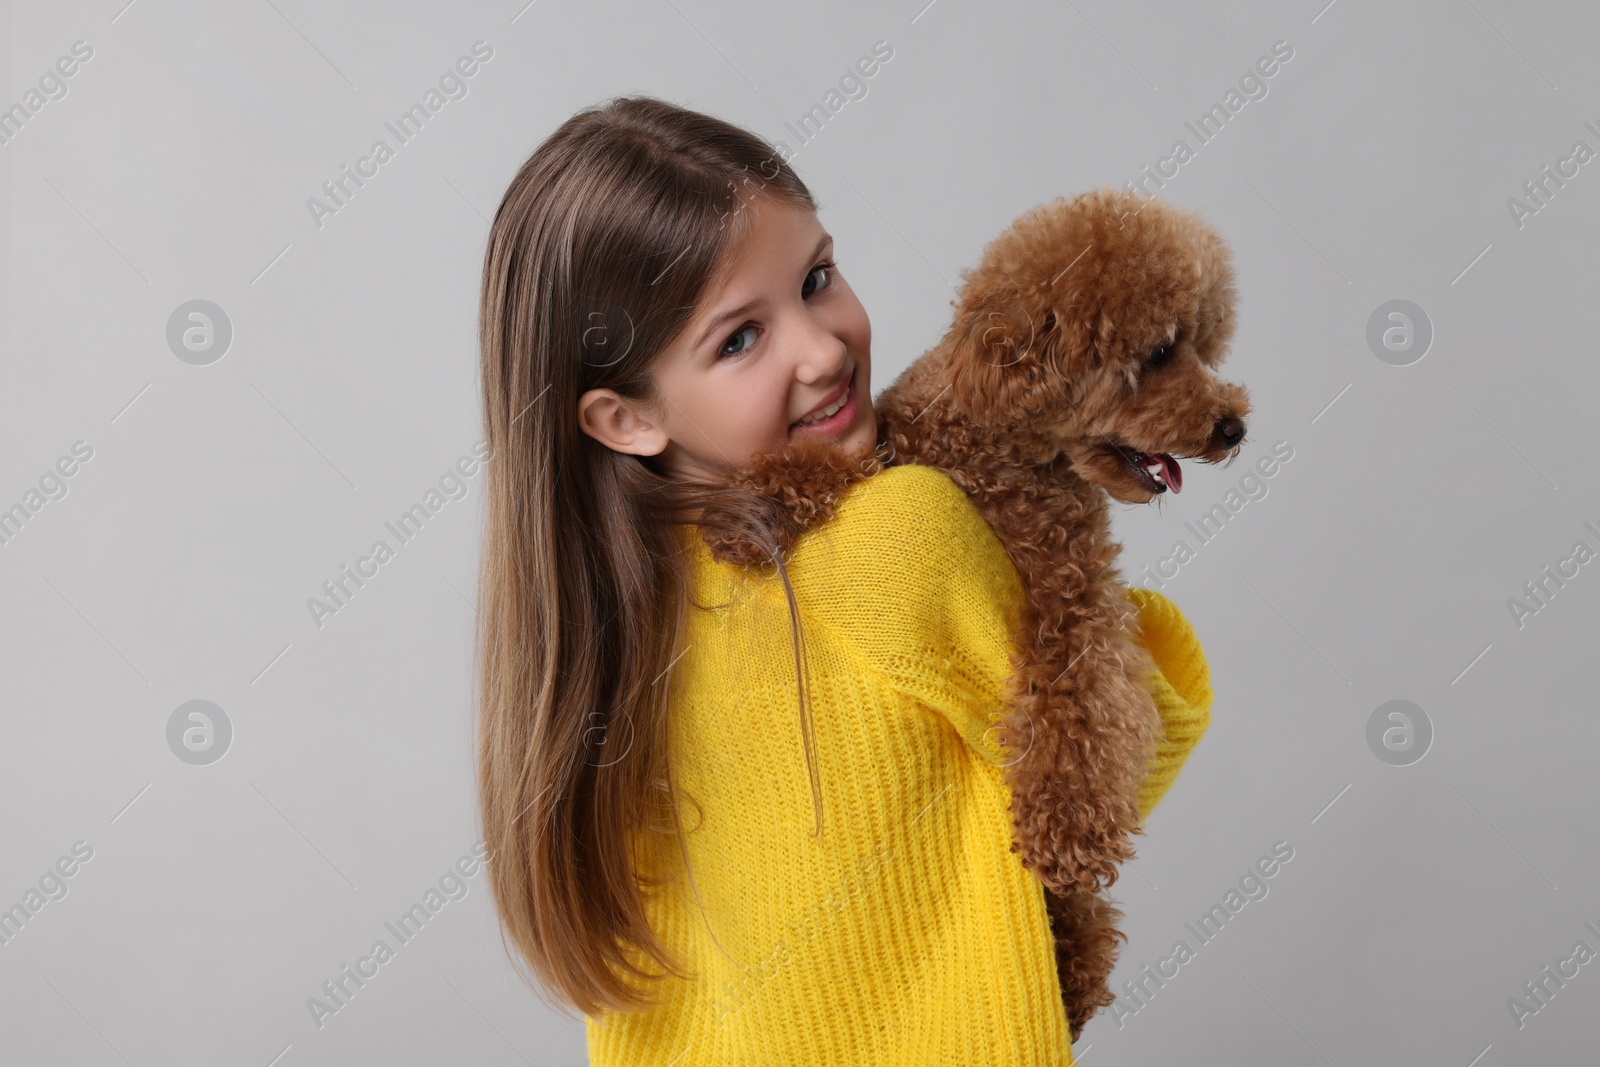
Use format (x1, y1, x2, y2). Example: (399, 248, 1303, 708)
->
(796, 386, 848, 425)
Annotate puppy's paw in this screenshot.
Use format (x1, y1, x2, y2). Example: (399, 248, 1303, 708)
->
(1046, 886, 1126, 1041)
(1027, 828, 1140, 897)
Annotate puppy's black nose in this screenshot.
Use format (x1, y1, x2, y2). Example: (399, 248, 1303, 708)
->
(1214, 416, 1245, 447)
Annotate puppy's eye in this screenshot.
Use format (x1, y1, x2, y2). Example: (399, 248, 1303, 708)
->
(1146, 342, 1176, 369)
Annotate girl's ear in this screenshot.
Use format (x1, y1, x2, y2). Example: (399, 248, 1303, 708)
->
(576, 387, 669, 457)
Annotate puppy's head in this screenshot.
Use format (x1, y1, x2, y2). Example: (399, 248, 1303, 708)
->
(946, 187, 1251, 504)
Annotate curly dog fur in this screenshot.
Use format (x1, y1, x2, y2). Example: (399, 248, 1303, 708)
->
(701, 187, 1251, 1040)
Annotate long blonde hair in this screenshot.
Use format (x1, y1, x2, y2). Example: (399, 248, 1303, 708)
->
(474, 95, 824, 1019)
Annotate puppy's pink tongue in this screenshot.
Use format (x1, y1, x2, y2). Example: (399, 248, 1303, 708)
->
(1157, 453, 1183, 494)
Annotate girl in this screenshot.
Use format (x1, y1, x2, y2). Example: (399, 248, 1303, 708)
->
(474, 95, 1214, 1065)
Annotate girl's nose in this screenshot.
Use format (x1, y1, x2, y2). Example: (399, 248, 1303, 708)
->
(793, 320, 847, 385)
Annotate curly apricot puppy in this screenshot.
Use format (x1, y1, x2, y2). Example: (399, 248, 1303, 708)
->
(706, 187, 1250, 1040)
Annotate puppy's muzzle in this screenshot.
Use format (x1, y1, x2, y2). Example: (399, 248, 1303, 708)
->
(1212, 415, 1246, 450)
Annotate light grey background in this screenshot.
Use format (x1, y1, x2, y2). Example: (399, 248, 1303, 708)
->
(3, 0, 1596, 1063)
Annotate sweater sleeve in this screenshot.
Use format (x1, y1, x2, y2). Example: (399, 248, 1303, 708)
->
(819, 465, 1214, 803)
(819, 464, 1029, 768)
(1124, 587, 1213, 823)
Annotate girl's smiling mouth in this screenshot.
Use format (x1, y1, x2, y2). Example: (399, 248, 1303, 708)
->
(790, 368, 859, 437)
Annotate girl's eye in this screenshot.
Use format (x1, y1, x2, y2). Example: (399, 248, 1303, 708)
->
(720, 325, 757, 359)
(717, 260, 838, 361)
(803, 260, 837, 298)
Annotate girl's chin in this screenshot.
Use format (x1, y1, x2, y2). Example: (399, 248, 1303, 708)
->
(845, 409, 877, 453)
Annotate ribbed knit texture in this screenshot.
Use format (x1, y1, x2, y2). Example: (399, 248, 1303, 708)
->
(585, 464, 1213, 1065)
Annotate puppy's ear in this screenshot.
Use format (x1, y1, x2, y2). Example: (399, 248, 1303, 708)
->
(1193, 234, 1239, 367)
(948, 288, 1096, 425)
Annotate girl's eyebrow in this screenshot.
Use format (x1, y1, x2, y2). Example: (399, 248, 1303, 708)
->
(693, 233, 834, 351)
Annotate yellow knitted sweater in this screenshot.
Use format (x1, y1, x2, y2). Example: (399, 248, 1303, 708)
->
(585, 463, 1213, 1065)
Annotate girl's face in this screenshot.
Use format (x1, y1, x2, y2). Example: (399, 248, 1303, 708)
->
(578, 195, 875, 482)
